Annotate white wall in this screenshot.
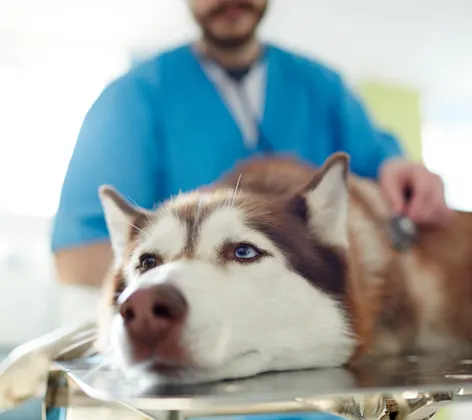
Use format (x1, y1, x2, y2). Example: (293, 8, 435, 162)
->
(261, 0, 472, 97)
(422, 96, 472, 211)
(0, 213, 58, 346)
(0, 211, 103, 347)
(1, 0, 471, 96)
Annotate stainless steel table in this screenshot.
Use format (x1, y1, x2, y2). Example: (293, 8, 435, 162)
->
(43, 354, 472, 420)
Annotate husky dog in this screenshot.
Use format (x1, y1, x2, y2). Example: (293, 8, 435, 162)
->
(97, 152, 472, 385)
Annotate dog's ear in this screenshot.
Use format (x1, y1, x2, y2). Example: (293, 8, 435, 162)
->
(99, 186, 149, 260)
(289, 152, 350, 248)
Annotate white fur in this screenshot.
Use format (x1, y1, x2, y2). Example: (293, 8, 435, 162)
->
(100, 189, 135, 263)
(305, 162, 349, 248)
(104, 202, 356, 384)
(142, 213, 187, 259)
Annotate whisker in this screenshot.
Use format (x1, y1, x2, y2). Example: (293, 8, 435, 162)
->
(231, 173, 243, 206)
(126, 196, 140, 208)
(195, 198, 204, 224)
(130, 223, 148, 237)
(127, 196, 153, 223)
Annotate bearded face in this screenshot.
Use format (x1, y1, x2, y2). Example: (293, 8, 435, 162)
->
(188, 0, 269, 49)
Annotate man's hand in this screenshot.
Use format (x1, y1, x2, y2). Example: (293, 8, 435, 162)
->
(379, 158, 453, 226)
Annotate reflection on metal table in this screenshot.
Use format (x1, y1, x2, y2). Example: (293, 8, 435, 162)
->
(43, 353, 472, 420)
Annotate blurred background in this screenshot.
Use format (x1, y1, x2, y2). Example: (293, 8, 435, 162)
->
(0, 0, 471, 417)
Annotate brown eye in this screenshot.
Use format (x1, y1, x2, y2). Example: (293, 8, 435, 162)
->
(138, 253, 159, 273)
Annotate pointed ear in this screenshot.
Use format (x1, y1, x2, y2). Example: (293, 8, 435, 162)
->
(295, 152, 350, 248)
(99, 186, 149, 260)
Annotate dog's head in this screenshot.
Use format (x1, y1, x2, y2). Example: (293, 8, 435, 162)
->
(98, 153, 357, 385)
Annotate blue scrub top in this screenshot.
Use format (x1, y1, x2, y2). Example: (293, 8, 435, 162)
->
(51, 42, 404, 252)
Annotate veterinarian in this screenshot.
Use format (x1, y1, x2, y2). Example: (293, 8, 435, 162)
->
(51, 0, 452, 288)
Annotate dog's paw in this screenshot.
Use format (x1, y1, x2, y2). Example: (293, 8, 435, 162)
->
(0, 349, 51, 412)
(0, 320, 97, 412)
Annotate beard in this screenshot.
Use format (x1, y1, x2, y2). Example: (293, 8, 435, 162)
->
(197, 1, 268, 49)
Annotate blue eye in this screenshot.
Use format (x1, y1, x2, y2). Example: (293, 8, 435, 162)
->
(234, 244, 260, 260)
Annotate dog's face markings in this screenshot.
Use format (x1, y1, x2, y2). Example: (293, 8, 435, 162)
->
(98, 153, 357, 384)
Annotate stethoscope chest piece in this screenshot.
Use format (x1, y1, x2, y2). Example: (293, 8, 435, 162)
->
(389, 215, 418, 251)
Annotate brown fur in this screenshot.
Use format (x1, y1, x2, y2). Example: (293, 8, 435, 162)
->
(100, 153, 472, 363)
(216, 154, 472, 359)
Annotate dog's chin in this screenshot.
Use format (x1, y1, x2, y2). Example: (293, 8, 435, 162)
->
(121, 349, 265, 386)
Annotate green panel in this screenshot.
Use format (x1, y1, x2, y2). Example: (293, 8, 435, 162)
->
(357, 81, 423, 162)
